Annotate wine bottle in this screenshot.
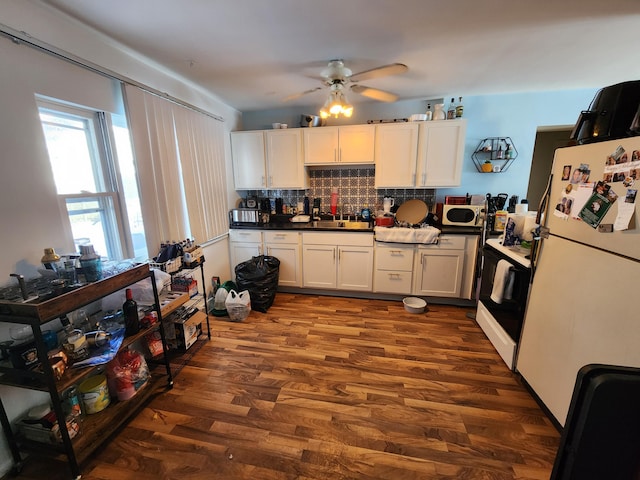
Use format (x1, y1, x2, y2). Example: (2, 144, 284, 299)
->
(447, 98, 456, 119)
(455, 97, 464, 118)
(123, 288, 140, 336)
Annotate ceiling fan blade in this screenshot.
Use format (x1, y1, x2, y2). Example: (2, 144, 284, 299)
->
(282, 86, 323, 102)
(349, 63, 408, 82)
(350, 85, 398, 103)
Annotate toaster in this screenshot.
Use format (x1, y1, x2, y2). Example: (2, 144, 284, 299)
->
(230, 208, 260, 224)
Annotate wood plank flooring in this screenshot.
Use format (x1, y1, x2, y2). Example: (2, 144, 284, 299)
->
(12, 293, 560, 480)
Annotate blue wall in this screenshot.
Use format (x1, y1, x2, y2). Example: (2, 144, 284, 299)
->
(241, 88, 597, 204)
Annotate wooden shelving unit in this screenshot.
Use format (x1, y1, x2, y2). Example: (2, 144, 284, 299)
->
(0, 264, 183, 479)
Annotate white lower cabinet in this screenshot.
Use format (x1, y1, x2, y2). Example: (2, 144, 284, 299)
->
(413, 236, 466, 298)
(302, 232, 373, 291)
(231, 229, 477, 300)
(373, 243, 414, 294)
(264, 231, 302, 287)
(229, 230, 263, 280)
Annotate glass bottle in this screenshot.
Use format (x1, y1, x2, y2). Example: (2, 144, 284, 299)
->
(425, 103, 433, 121)
(455, 97, 464, 118)
(447, 98, 456, 119)
(123, 288, 140, 336)
(41, 247, 62, 273)
(79, 244, 102, 282)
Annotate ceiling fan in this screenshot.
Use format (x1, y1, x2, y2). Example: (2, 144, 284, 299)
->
(284, 59, 408, 117)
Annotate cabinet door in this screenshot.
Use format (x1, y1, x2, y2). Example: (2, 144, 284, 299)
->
(265, 129, 307, 189)
(338, 125, 375, 164)
(413, 249, 464, 297)
(302, 245, 337, 288)
(416, 119, 466, 187)
(266, 243, 301, 287)
(337, 246, 373, 291)
(303, 127, 339, 164)
(230, 242, 262, 279)
(230, 131, 266, 189)
(374, 123, 419, 188)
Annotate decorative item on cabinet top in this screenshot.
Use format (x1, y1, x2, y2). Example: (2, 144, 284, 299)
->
(471, 137, 518, 173)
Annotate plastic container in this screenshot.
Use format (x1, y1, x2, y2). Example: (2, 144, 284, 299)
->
(495, 210, 508, 231)
(330, 188, 339, 215)
(403, 297, 427, 314)
(79, 374, 110, 414)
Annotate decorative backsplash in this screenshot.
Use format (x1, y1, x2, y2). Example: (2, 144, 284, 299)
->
(239, 167, 436, 215)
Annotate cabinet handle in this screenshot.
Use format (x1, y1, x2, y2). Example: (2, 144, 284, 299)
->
(269, 175, 273, 186)
(339, 148, 342, 162)
(422, 173, 426, 185)
(267, 247, 271, 255)
(390, 250, 401, 255)
(261, 176, 266, 186)
(334, 149, 337, 162)
(412, 173, 416, 185)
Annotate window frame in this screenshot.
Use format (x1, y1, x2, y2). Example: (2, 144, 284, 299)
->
(37, 99, 134, 260)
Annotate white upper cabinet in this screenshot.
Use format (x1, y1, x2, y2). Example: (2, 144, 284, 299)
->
(374, 123, 419, 188)
(231, 131, 266, 190)
(416, 119, 466, 187)
(303, 125, 375, 165)
(374, 120, 466, 188)
(265, 129, 307, 189)
(231, 129, 307, 190)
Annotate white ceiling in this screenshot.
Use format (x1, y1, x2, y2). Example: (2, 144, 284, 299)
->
(42, 0, 640, 112)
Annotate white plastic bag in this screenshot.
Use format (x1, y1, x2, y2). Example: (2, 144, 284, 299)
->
(225, 289, 251, 322)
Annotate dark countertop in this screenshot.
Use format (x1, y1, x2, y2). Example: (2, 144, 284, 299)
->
(229, 222, 481, 236)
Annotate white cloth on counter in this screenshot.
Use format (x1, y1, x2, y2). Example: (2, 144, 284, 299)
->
(490, 259, 514, 304)
(374, 226, 440, 244)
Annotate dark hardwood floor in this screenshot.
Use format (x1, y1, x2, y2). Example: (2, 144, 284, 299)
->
(12, 293, 560, 479)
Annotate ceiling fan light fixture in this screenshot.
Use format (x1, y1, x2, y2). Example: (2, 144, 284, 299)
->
(321, 88, 354, 118)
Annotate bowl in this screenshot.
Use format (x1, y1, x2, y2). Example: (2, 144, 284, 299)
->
(409, 113, 428, 122)
(403, 297, 427, 314)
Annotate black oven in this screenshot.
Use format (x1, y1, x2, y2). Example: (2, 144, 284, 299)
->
(475, 239, 531, 369)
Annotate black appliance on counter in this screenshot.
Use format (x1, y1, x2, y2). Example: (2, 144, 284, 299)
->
(570, 80, 640, 144)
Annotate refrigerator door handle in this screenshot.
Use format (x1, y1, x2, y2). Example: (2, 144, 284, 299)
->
(530, 173, 554, 280)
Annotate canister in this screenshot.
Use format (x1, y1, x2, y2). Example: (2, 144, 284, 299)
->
(494, 210, 508, 231)
(79, 374, 110, 414)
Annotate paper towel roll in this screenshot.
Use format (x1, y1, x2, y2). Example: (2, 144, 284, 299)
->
(522, 213, 538, 242)
(515, 203, 528, 214)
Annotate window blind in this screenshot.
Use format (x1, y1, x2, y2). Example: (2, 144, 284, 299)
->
(123, 84, 227, 256)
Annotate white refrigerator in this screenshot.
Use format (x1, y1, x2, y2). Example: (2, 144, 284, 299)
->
(516, 137, 640, 427)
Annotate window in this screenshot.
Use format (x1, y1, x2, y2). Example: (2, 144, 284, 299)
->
(38, 100, 147, 260)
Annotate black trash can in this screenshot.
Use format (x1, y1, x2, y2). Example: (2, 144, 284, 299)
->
(234, 255, 280, 313)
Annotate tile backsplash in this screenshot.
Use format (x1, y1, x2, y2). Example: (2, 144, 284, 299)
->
(239, 167, 435, 215)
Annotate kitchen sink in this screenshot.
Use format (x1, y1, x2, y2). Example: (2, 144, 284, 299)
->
(312, 220, 372, 230)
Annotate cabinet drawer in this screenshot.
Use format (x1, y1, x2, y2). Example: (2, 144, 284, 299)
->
(229, 229, 262, 243)
(374, 270, 413, 294)
(375, 244, 414, 271)
(419, 235, 466, 250)
(264, 231, 300, 244)
(302, 231, 373, 247)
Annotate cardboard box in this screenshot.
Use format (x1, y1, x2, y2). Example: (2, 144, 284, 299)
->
(163, 310, 205, 351)
(171, 279, 198, 298)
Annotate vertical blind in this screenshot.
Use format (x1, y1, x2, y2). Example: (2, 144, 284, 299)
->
(123, 84, 227, 255)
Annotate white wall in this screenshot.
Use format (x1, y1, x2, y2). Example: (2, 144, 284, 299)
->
(242, 89, 597, 205)
(0, 2, 239, 475)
